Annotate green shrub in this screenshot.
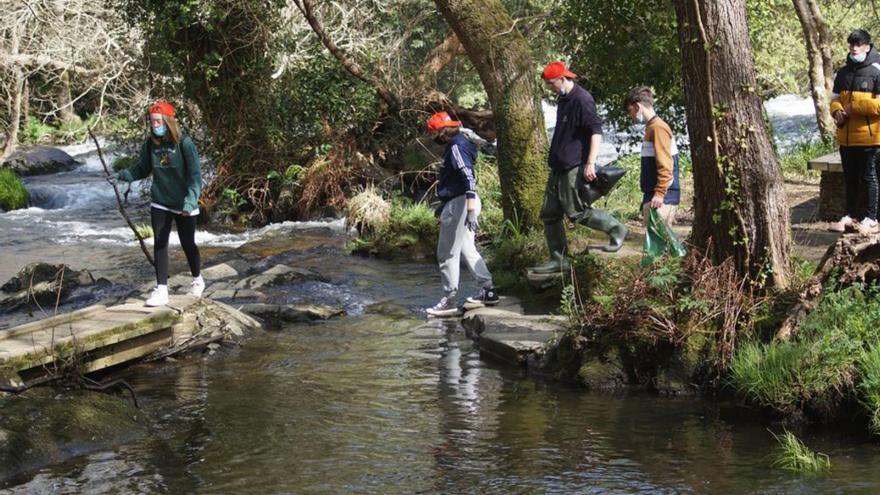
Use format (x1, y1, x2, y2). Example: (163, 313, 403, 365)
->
(348, 198, 438, 259)
(111, 155, 137, 172)
(778, 138, 833, 181)
(770, 430, 831, 475)
(55, 115, 96, 143)
(730, 284, 880, 420)
(135, 224, 153, 240)
(859, 344, 880, 433)
(0, 169, 28, 211)
(20, 116, 55, 144)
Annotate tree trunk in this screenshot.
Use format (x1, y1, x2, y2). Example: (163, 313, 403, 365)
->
(57, 71, 79, 125)
(435, 0, 548, 230)
(674, 0, 791, 289)
(792, 0, 835, 142)
(776, 232, 880, 340)
(2, 25, 23, 159)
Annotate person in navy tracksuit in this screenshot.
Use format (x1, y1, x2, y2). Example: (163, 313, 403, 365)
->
(425, 112, 498, 317)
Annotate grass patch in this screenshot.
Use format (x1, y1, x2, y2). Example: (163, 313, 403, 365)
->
(345, 185, 390, 236)
(730, 284, 880, 422)
(778, 138, 833, 182)
(859, 343, 880, 433)
(769, 430, 831, 475)
(729, 341, 807, 414)
(0, 169, 28, 211)
(347, 196, 438, 259)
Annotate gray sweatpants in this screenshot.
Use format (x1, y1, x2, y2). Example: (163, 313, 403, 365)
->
(437, 195, 493, 295)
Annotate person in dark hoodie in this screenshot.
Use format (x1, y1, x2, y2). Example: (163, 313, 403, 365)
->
(425, 112, 498, 317)
(116, 101, 203, 307)
(829, 29, 880, 234)
(530, 61, 628, 274)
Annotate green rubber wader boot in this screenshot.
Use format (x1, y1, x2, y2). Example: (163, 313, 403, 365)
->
(585, 209, 628, 253)
(531, 221, 571, 273)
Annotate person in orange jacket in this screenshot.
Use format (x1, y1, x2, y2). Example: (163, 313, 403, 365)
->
(829, 29, 880, 234)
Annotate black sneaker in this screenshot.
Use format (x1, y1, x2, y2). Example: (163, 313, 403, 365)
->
(464, 287, 499, 309)
(426, 295, 463, 318)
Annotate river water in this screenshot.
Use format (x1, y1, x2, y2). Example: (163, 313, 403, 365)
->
(5, 99, 880, 492)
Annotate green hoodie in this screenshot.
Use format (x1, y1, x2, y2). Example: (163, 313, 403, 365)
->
(118, 134, 201, 212)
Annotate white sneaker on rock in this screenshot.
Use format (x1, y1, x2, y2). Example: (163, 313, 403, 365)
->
(829, 215, 853, 233)
(145, 285, 169, 307)
(857, 218, 880, 235)
(188, 276, 205, 298)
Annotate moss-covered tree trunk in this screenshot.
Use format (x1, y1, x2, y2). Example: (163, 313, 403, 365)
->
(674, 0, 792, 289)
(434, 0, 548, 230)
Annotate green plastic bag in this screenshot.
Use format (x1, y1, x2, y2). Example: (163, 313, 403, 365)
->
(642, 208, 687, 266)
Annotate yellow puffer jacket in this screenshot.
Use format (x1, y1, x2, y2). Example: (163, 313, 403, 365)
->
(830, 47, 880, 147)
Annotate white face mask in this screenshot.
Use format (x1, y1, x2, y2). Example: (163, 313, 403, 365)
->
(634, 111, 645, 124)
(851, 52, 868, 63)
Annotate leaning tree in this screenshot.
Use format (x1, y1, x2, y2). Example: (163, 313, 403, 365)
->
(434, 0, 548, 230)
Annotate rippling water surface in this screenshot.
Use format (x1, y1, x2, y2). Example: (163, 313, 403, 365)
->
(4, 115, 880, 493)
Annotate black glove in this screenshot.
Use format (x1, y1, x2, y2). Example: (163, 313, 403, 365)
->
(465, 209, 479, 232)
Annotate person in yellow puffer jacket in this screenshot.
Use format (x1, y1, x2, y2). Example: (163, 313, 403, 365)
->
(829, 29, 880, 234)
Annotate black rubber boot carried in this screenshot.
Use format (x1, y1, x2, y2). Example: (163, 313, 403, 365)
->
(584, 209, 628, 253)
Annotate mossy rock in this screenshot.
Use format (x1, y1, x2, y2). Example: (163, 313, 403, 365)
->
(0, 388, 146, 481)
(0, 168, 27, 211)
(577, 348, 629, 392)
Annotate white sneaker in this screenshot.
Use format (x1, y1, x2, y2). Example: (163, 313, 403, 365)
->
(857, 218, 879, 235)
(188, 276, 205, 298)
(145, 285, 169, 307)
(829, 215, 853, 233)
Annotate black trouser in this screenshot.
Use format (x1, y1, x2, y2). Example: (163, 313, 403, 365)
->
(840, 146, 879, 220)
(151, 207, 200, 285)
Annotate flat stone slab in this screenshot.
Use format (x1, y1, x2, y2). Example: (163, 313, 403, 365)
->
(233, 264, 327, 290)
(808, 151, 842, 172)
(239, 303, 345, 323)
(461, 297, 566, 367)
(201, 263, 239, 280)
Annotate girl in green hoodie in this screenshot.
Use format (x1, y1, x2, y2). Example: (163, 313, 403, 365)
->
(117, 101, 203, 306)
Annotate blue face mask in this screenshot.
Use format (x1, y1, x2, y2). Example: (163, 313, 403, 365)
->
(152, 124, 167, 137)
(851, 52, 868, 63)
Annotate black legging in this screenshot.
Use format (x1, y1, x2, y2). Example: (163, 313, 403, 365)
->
(840, 146, 879, 221)
(151, 207, 200, 285)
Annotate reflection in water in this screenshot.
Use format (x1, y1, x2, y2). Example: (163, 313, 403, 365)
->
(5, 243, 880, 493)
(6, 311, 880, 493)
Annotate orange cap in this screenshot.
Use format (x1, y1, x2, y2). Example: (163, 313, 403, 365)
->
(149, 101, 176, 117)
(426, 111, 462, 133)
(542, 61, 577, 81)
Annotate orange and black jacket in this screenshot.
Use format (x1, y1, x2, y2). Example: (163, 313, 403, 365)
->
(830, 46, 880, 147)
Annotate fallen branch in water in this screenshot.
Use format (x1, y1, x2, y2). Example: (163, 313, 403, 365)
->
(87, 128, 154, 267)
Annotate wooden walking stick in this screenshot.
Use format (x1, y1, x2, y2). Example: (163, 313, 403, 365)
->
(87, 128, 155, 266)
